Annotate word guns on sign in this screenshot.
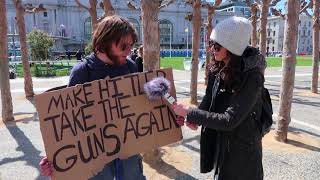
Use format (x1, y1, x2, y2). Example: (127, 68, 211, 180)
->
(35, 68, 182, 180)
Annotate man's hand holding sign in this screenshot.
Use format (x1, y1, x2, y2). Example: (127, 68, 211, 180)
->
(35, 68, 182, 180)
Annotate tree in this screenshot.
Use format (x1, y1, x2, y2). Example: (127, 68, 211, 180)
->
(185, 0, 202, 105)
(0, 0, 14, 122)
(273, 0, 301, 142)
(202, 0, 222, 85)
(75, 0, 98, 32)
(75, 0, 115, 33)
(127, 0, 174, 71)
(27, 29, 54, 61)
(12, 0, 34, 97)
(127, 0, 175, 162)
(310, 0, 319, 93)
(246, 0, 281, 56)
(299, 0, 319, 93)
(246, 0, 259, 47)
(100, 0, 115, 17)
(256, 0, 281, 56)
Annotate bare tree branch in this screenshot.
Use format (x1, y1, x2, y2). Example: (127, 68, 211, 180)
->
(270, 0, 281, 6)
(299, 1, 312, 14)
(202, 0, 221, 10)
(75, 0, 90, 11)
(32, 4, 46, 13)
(127, 0, 139, 10)
(214, 0, 222, 7)
(100, 0, 115, 17)
(13, 0, 24, 14)
(185, 0, 193, 5)
(254, 0, 262, 5)
(246, 0, 251, 7)
(271, 7, 285, 19)
(304, 10, 312, 18)
(201, 2, 210, 9)
(159, 0, 175, 9)
(185, 13, 193, 21)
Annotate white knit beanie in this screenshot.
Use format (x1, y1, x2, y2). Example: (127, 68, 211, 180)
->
(210, 16, 252, 56)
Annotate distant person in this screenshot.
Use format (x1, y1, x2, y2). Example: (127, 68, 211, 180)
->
(75, 49, 83, 61)
(129, 48, 138, 62)
(135, 45, 143, 72)
(66, 50, 71, 60)
(60, 24, 66, 37)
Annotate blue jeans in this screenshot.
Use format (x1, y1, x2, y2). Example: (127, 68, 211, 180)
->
(90, 154, 146, 180)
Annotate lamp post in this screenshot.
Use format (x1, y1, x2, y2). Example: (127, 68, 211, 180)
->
(169, 26, 172, 57)
(185, 27, 189, 57)
(12, 18, 17, 60)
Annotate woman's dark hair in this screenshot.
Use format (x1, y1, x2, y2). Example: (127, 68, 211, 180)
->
(208, 51, 244, 91)
(92, 15, 138, 54)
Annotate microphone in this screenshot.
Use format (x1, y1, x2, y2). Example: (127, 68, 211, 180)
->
(144, 77, 190, 128)
(144, 77, 176, 105)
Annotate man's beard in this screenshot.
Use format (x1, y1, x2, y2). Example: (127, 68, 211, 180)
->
(106, 51, 124, 66)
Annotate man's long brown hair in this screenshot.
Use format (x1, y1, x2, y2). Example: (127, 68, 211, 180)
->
(92, 15, 138, 54)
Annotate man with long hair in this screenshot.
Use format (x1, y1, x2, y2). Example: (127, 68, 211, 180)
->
(39, 15, 146, 180)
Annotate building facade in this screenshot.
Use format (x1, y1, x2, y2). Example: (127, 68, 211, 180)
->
(217, 0, 252, 18)
(259, 14, 313, 55)
(5, 0, 234, 53)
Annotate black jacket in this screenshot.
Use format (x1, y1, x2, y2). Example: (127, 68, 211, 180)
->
(186, 47, 266, 180)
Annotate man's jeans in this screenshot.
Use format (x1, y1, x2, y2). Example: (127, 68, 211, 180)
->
(90, 154, 146, 180)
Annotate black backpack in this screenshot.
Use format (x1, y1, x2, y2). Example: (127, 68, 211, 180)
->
(260, 86, 273, 136)
(243, 69, 273, 136)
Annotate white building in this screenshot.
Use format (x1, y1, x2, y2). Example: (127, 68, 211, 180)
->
(258, 14, 313, 55)
(217, 0, 252, 18)
(5, 0, 234, 53)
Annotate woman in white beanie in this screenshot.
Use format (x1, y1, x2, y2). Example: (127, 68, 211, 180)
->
(173, 16, 267, 180)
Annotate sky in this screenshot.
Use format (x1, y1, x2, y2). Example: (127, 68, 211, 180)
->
(205, 0, 312, 13)
(206, 0, 310, 13)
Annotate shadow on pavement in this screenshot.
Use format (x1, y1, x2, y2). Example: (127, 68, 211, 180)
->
(0, 113, 44, 180)
(289, 126, 320, 138)
(143, 157, 198, 180)
(286, 139, 320, 152)
(179, 135, 200, 153)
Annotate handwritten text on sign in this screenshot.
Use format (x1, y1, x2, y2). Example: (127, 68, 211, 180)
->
(35, 68, 182, 180)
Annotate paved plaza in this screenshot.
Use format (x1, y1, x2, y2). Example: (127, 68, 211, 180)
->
(0, 67, 320, 180)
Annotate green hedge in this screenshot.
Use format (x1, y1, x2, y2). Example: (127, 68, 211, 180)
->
(56, 68, 70, 76)
(14, 63, 73, 77)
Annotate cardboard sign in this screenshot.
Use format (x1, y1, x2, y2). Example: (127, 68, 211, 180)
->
(35, 68, 182, 180)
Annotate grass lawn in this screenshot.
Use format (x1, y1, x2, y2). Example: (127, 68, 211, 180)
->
(266, 56, 313, 67)
(11, 56, 314, 77)
(12, 61, 74, 77)
(160, 56, 314, 69)
(160, 57, 185, 70)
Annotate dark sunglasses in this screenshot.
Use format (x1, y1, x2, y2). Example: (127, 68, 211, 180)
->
(208, 40, 222, 52)
(119, 42, 134, 51)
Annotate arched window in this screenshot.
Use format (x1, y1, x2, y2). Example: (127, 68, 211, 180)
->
(160, 19, 173, 46)
(127, 18, 140, 42)
(84, 17, 92, 41)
